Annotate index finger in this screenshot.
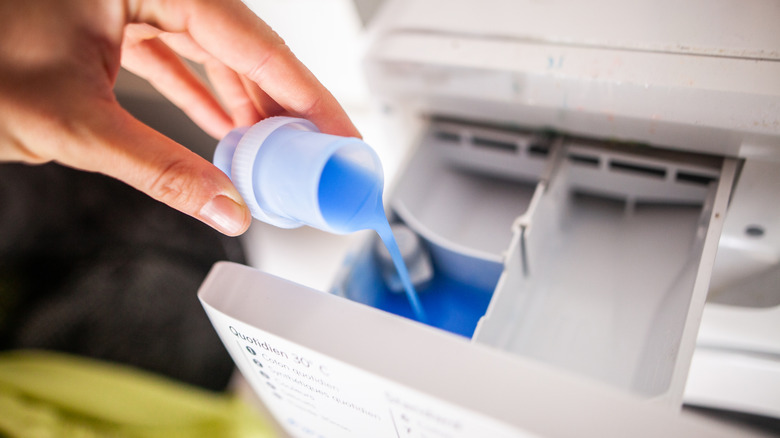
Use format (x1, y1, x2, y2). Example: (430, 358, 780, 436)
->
(128, 0, 360, 138)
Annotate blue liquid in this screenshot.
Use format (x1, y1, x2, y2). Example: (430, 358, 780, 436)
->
(367, 271, 493, 338)
(339, 239, 497, 337)
(319, 155, 427, 322)
(373, 219, 427, 322)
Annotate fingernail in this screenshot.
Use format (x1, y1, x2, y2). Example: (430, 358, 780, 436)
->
(200, 195, 250, 236)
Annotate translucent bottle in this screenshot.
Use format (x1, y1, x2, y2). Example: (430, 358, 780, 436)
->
(214, 117, 384, 234)
(214, 117, 426, 321)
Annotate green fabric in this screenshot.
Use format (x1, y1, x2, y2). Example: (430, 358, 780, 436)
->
(0, 350, 274, 438)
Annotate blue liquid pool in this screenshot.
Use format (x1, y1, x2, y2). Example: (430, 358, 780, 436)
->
(318, 154, 427, 322)
(371, 272, 493, 338)
(338, 241, 497, 337)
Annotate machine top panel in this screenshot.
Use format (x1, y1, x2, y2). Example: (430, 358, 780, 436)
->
(377, 0, 780, 61)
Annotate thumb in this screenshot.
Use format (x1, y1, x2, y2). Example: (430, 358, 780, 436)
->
(72, 105, 251, 236)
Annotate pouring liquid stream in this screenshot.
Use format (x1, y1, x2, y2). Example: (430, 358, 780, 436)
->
(318, 154, 428, 322)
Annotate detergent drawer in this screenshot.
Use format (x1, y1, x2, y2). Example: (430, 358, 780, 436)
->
(366, 119, 736, 406)
(198, 119, 738, 437)
(198, 262, 742, 438)
(467, 132, 737, 406)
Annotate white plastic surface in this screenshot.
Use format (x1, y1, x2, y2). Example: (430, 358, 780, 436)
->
(697, 304, 780, 358)
(685, 347, 780, 419)
(199, 262, 753, 438)
(708, 159, 780, 307)
(682, 159, 780, 418)
(390, 124, 540, 290)
(372, 0, 780, 60)
(364, 0, 780, 158)
(472, 135, 736, 404)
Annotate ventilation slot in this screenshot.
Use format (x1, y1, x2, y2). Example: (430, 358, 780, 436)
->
(568, 153, 600, 167)
(471, 136, 518, 153)
(676, 171, 716, 186)
(609, 160, 666, 178)
(435, 131, 461, 144)
(528, 143, 550, 157)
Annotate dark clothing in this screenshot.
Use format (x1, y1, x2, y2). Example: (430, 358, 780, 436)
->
(0, 162, 241, 391)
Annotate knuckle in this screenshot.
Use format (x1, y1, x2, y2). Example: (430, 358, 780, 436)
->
(245, 39, 290, 83)
(147, 159, 202, 212)
(296, 92, 324, 119)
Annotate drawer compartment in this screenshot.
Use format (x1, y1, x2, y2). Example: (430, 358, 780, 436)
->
(337, 121, 736, 404)
(474, 135, 735, 403)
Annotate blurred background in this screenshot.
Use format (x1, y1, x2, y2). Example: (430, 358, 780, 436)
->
(3, 0, 778, 436)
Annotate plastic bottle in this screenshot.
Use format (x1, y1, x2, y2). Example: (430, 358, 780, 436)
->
(214, 117, 384, 234)
(214, 117, 426, 321)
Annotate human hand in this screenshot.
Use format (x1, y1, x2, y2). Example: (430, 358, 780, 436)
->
(0, 0, 359, 236)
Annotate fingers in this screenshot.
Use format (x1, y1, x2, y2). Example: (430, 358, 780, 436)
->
(121, 25, 233, 138)
(72, 102, 251, 236)
(203, 60, 263, 126)
(150, 30, 271, 126)
(156, 30, 286, 126)
(239, 74, 287, 121)
(130, 0, 360, 138)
